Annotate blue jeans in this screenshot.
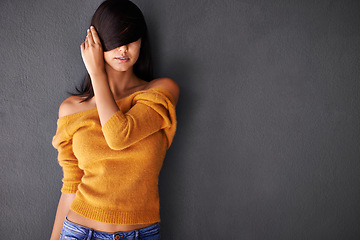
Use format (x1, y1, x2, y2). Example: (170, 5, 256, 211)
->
(60, 217, 161, 240)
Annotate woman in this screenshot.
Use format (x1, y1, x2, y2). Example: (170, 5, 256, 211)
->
(50, 0, 179, 239)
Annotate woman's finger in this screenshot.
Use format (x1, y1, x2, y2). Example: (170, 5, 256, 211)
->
(90, 26, 101, 45)
(87, 28, 95, 45)
(84, 38, 89, 49)
(84, 32, 89, 48)
(80, 42, 85, 52)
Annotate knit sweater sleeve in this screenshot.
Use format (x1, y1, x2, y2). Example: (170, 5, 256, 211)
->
(52, 119, 84, 193)
(102, 88, 177, 151)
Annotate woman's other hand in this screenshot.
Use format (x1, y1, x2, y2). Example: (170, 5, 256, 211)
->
(80, 26, 105, 77)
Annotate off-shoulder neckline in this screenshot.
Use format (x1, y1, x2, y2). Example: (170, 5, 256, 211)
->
(57, 87, 174, 122)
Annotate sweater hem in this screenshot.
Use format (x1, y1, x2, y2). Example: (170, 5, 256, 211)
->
(61, 184, 79, 194)
(70, 198, 160, 225)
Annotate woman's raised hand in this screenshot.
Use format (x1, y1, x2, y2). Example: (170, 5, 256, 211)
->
(80, 26, 105, 77)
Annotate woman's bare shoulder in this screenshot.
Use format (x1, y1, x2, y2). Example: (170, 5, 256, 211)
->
(58, 95, 95, 118)
(148, 77, 180, 105)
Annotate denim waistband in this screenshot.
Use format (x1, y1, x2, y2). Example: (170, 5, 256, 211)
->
(63, 217, 160, 239)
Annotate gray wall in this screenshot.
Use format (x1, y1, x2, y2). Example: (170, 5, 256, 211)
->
(1, 0, 360, 239)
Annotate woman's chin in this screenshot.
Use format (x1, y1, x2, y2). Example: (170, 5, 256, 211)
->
(108, 65, 134, 73)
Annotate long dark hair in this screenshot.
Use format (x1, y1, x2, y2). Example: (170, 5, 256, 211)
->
(72, 0, 153, 102)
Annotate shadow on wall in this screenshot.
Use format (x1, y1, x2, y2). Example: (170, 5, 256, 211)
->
(158, 55, 198, 237)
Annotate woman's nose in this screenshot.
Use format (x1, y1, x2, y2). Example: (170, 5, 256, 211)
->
(117, 44, 128, 52)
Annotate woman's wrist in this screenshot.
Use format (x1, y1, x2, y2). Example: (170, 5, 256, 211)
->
(89, 71, 107, 82)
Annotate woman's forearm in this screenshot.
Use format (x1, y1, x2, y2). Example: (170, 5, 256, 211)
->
(90, 72, 120, 126)
(80, 26, 119, 126)
(50, 193, 76, 240)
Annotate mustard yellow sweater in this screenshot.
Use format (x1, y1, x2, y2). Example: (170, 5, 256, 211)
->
(52, 87, 177, 224)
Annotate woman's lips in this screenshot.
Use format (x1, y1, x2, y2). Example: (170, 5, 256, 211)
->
(115, 57, 129, 63)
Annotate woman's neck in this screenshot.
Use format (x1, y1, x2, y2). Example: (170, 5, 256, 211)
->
(105, 65, 144, 98)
